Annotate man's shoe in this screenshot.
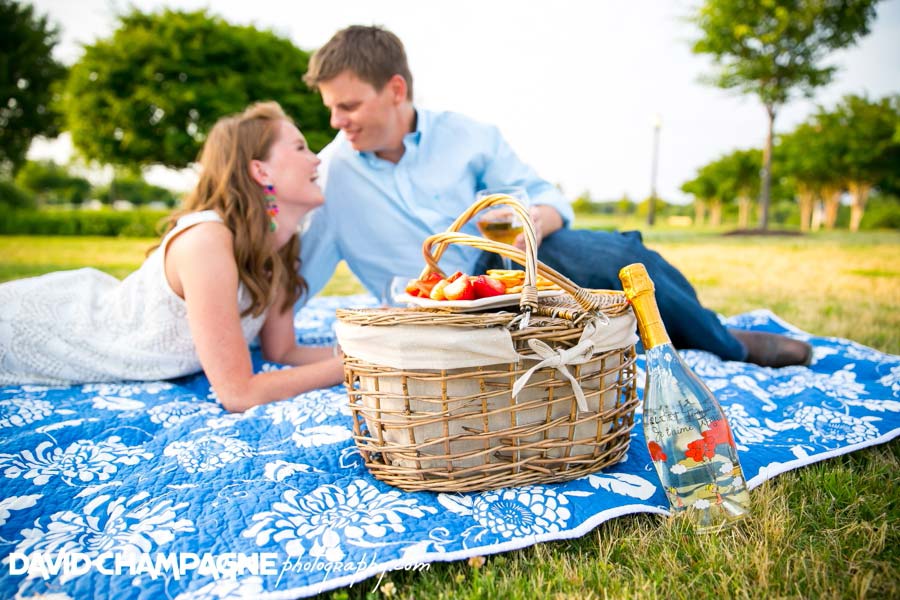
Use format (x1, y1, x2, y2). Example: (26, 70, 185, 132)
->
(729, 329, 813, 368)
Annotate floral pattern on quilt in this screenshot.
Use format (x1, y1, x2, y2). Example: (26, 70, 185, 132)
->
(0, 299, 896, 599)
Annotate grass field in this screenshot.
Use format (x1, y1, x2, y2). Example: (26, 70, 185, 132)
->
(0, 227, 898, 599)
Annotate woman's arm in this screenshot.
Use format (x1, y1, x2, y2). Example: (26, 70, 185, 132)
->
(257, 291, 341, 366)
(167, 224, 344, 412)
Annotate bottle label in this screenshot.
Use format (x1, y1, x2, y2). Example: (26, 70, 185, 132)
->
(645, 407, 717, 438)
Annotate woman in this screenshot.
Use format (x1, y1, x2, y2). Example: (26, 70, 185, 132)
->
(0, 102, 344, 412)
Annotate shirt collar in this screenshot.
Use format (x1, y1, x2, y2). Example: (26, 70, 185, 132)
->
(358, 107, 426, 168)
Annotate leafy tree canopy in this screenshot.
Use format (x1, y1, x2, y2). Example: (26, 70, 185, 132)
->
(15, 159, 91, 205)
(680, 163, 719, 201)
(714, 148, 762, 201)
(0, 179, 36, 209)
(62, 8, 332, 169)
(95, 174, 179, 207)
(691, 0, 879, 109)
(779, 94, 900, 192)
(690, 0, 880, 228)
(0, 0, 67, 174)
(684, 148, 793, 205)
(817, 94, 900, 185)
(777, 121, 840, 189)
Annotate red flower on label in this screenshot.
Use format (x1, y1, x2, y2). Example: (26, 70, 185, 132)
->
(706, 419, 734, 447)
(685, 437, 716, 462)
(647, 441, 667, 462)
(683, 419, 738, 463)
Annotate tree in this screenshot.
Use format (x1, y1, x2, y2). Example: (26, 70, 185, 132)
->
(15, 160, 91, 206)
(95, 174, 179, 207)
(615, 194, 637, 216)
(681, 165, 719, 226)
(690, 0, 879, 230)
(571, 189, 597, 214)
(0, 179, 35, 210)
(777, 120, 844, 230)
(0, 0, 67, 175)
(62, 8, 332, 170)
(817, 94, 900, 231)
(637, 195, 670, 220)
(717, 149, 762, 228)
(705, 156, 741, 227)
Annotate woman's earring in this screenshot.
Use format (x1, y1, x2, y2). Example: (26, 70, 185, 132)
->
(264, 184, 279, 232)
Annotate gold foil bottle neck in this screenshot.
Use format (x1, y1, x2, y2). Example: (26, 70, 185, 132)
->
(619, 263, 655, 299)
(618, 263, 671, 350)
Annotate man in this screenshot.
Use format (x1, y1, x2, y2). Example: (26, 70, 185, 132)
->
(299, 25, 811, 368)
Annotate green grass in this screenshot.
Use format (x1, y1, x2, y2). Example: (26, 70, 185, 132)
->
(0, 235, 157, 281)
(1, 228, 898, 599)
(337, 444, 898, 600)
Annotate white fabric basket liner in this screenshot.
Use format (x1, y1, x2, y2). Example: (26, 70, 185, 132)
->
(337, 312, 637, 418)
(335, 312, 637, 371)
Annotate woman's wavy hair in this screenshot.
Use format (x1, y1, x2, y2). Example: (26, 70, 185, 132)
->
(158, 101, 307, 317)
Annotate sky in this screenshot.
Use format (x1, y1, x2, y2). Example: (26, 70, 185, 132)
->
(27, 0, 900, 203)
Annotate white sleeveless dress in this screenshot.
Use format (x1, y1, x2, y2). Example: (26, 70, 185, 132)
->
(0, 211, 267, 385)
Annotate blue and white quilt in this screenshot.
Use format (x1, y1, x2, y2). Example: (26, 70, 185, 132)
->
(1, 294, 897, 599)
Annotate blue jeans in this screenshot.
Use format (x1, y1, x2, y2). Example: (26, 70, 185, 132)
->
(474, 228, 747, 361)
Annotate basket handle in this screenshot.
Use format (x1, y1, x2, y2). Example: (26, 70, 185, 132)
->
(418, 193, 607, 317)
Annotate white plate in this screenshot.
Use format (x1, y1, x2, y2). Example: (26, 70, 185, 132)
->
(393, 290, 566, 312)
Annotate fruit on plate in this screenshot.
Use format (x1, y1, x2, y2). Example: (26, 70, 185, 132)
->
(428, 278, 450, 301)
(404, 272, 509, 301)
(404, 272, 442, 298)
(428, 271, 463, 300)
(470, 274, 506, 298)
(486, 269, 559, 293)
(443, 276, 476, 300)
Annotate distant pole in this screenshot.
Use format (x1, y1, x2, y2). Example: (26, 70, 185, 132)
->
(648, 114, 661, 226)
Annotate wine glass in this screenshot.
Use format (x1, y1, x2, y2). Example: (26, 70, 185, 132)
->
(474, 186, 530, 271)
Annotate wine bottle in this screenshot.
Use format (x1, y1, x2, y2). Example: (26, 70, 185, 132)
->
(619, 262, 751, 531)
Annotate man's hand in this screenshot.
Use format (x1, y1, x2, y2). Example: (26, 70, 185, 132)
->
(513, 205, 564, 251)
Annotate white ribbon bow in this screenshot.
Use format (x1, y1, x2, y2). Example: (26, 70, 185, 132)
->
(511, 321, 600, 413)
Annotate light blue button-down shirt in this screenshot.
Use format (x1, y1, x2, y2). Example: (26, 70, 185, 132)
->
(299, 108, 574, 304)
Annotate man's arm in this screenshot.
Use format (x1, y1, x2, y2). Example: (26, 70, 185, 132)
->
(521, 204, 564, 250)
(298, 206, 342, 307)
(478, 123, 572, 249)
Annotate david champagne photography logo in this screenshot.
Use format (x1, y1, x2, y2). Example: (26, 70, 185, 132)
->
(6, 550, 281, 581)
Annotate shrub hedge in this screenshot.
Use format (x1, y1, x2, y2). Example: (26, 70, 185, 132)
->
(0, 209, 170, 237)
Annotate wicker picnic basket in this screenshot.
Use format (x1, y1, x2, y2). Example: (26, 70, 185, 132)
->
(335, 195, 639, 492)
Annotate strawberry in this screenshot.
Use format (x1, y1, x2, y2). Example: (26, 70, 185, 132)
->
(471, 275, 506, 298)
(423, 272, 443, 285)
(443, 276, 476, 300)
